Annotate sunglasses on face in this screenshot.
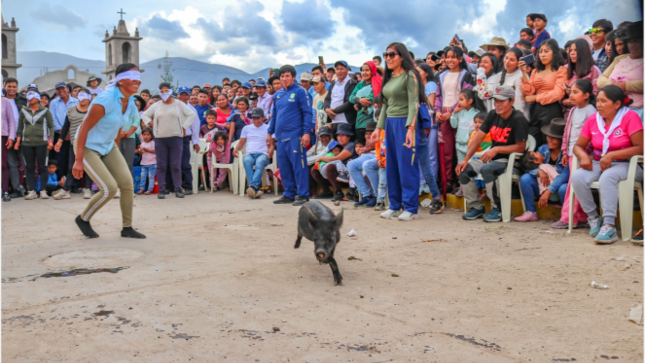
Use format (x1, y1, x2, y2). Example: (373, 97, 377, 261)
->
(588, 28, 603, 34)
(383, 52, 400, 59)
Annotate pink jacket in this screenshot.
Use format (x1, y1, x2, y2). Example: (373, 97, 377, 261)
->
(1, 96, 16, 140)
(562, 66, 600, 120)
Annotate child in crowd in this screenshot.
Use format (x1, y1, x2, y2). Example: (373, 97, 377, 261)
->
(227, 97, 251, 142)
(316, 141, 347, 181)
(201, 110, 219, 142)
(468, 111, 493, 198)
(38, 160, 65, 196)
(208, 132, 230, 190)
(515, 119, 568, 222)
(137, 127, 156, 195)
(450, 89, 484, 196)
(530, 13, 551, 53)
(552, 79, 597, 229)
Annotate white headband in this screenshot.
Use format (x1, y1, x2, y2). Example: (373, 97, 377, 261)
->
(105, 70, 141, 90)
(26, 91, 41, 101)
(78, 92, 92, 101)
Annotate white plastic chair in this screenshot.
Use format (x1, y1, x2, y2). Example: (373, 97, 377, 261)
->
(210, 140, 239, 194)
(238, 147, 278, 197)
(463, 135, 536, 222)
(569, 155, 643, 241)
(190, 138, 210, 193)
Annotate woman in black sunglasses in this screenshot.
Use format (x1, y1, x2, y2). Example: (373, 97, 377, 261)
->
(371, 42, 427, 221)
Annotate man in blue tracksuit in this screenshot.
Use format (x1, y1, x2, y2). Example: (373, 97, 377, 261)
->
(267, 65, 314, 206)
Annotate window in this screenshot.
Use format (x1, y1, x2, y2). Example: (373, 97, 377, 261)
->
(122, 42, 131, 63)
(68, 68, 75, 80)
(2, 34, 7, 59)
(108, 44, 113, 66)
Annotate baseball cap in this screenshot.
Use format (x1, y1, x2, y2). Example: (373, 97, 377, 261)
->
(255, 79, 267, 87)
(242, 82, 253, 89)
(311, 76, 323, 83)
(491, 85, 515, 100)
(529, 13, 547, 22)
(327, 140, 340, 150)
(177, 86, 190, 95)
(203, 83, 212, 88)
(26, 84, 39, 92)
(365, 121, 377, 132)
(249, 92, 258, 100)
(317, 126, 332, 137)
(334, 60, 350, 70)
(300, 72, 313, 82)
(55, 81, 67, 89)
(251, 108, 265, 118)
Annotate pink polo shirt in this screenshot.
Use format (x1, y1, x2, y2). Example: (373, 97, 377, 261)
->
(580, 109, 643, 160)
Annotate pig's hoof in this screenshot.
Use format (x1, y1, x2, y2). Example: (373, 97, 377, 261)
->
(334, 279, 343, 286)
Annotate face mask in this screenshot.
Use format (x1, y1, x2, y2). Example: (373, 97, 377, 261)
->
(160, 90, 172, 102)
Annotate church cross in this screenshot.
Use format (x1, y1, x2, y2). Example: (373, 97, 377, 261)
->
(117, 8, 126, 20)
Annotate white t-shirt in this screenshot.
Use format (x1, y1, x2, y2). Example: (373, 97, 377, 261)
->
(567, 104, 596, 155)
(443, 72, 461, 110)
(330, 77, 348, 124)
(8, 99, 19, 129)
(241, 123, 269, 154)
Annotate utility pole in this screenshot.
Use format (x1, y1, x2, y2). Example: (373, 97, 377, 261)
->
(158, 63, 161, 86)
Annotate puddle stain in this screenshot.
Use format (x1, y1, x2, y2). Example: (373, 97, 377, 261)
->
(442, 333, 502, 351)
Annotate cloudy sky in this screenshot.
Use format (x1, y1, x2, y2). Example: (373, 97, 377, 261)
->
(3, 0, 642, 72)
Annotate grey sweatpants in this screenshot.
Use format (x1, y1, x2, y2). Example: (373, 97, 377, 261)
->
(571, 160, 643, 225)
(459, 159, 511, 210)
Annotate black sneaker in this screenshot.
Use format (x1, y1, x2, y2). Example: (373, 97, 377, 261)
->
(633, 228, 643, 246)
(175, 190, 185, 198)
(313, 190, 333, 199)
(292, 196, 309, 206)
(430, 199, 444, 214)
(273, 196, 295, 204)
(9, 190, 23, 199)
(184, 189, 193, 196)
(2, 192, 10, 202)
(157, 191, 166, 200)
(332, 191, 344, 202)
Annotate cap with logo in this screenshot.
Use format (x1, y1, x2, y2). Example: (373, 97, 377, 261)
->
(491, 85, 515, 100)
(255, 79, 267, 87)
(251, 108, 265, 118)
(177, 86, 190, 95)
(26, 84, 39, 92)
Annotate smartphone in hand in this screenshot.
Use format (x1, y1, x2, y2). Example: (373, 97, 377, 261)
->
(318, 56, 324, 65)
(520, 53, 535, 65)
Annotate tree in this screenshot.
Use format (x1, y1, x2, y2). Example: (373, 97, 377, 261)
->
(161, 51, 178, 92)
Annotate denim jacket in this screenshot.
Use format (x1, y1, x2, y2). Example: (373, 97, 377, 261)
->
(528, 144, 570, 194)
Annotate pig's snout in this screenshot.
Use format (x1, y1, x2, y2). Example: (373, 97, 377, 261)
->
(315, 248, 328, 261)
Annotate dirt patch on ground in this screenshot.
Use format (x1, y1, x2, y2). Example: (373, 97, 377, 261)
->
(2, 193, 643, 362)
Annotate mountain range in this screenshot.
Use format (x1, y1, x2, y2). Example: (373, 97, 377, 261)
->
(16, 51, 358, 91)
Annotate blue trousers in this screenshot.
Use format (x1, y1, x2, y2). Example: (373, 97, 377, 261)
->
(243, 153, 270, 189)
(417, 132, 441, 200)
(519, 173, 567, 213)
(385, 117, 420, 214)
(347, 154, 376, 197)
(277, 137, 310, 199)
(364, 158, 387, 199)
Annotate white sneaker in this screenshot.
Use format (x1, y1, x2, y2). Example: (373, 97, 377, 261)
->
(83, 188, 92, 199)
(53, 189, 71, 200)
(52, 189, 63, 197)
(24, 190, 37, 200)
(114, 189, 120, 199)
(39, 190, 49, 199)
(398, 211, 418, 221)
(380, 209, 402, 219)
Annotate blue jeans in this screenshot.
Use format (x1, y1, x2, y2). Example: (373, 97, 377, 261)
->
(140, 164, 157, 192)
(347, 154, 376, 197)
(519, 173, 567, 213)
(364, 158, 387, 199)
(243, 153, 270, 189)
(418, 132, 441, 200)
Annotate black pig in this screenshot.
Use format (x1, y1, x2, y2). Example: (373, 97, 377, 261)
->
(295, 201, 344, 285)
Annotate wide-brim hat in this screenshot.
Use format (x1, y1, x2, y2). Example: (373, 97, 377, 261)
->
(617, 20, 643, 41)
(317, 126, 332, 137)
(365, 121, 377, 132)
(480, 37, 510, 51)
(541, 118, 566, 138)
(335, 123, 354, 136)
(86, 76, 102, 86)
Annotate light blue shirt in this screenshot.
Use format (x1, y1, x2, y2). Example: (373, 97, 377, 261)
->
(50, 96, 79, 132)
(184, 103, 201, 145)
(77, 87, 137, 155)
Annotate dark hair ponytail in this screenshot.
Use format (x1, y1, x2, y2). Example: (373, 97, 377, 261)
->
(572, 79, 596, 106)
(381, 42, 428, 105)
(459, 89, 486, 113)
(599, 85, 633, 107)
(445, 46, 468, 71)
(499, 47, 524, 86)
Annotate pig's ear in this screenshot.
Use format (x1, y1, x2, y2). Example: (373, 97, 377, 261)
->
(335, 208, 344, 228)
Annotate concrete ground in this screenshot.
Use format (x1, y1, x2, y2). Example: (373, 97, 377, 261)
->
(2, 191, 643, 362)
